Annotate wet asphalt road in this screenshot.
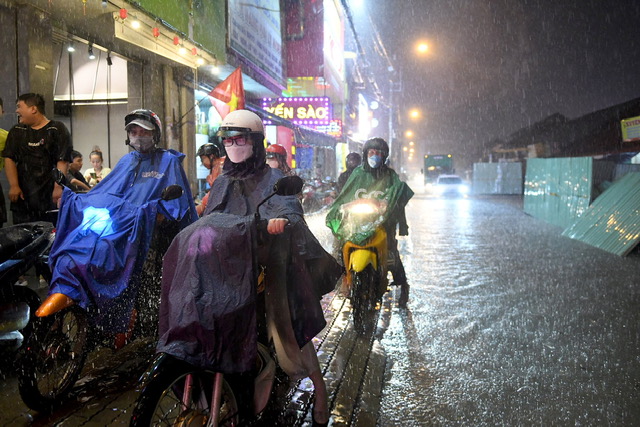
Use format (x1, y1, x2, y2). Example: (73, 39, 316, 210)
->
(378, 184, 640, 426)
(1, 182, 639, 426)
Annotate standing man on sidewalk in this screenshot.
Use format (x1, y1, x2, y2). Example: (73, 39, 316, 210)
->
(0, 98, 9, 226)
(2, 93, 72, 224)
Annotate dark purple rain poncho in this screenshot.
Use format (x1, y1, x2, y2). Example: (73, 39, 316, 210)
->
(48, 149, 197, 332)
(157, 142, 342, 374)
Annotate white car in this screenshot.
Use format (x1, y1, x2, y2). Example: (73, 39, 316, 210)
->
(432, 174, 469, 197)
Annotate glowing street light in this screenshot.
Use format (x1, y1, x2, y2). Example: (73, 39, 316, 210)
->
(405, 130, 414, 138)
(409, 109, 421, 120)
(416, 42, 429, 55)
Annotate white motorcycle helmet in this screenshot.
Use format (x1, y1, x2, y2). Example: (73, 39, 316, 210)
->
(216, 109, 264, 139)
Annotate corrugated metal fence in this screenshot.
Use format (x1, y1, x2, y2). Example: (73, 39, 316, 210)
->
(562, 172, 640, 256)
(472, 162, 523, 195)
(523, 157, 594, 228)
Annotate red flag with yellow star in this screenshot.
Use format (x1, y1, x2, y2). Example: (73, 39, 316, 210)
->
(209, 67, 245, 119)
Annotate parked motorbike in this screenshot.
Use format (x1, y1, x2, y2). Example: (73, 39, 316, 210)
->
(302, 178, 338, 214)
(0, 222, 54, 353)
(129, 175, 304, 427)
(17, 184, 186, 412)
(339, 198, 390, 331)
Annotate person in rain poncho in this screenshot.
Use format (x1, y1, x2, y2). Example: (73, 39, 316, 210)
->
(38, 109, 197, 337)
(326, 137, 414, 307)
(336, 151, 361, 193)
(157, 109, 341, 425)
(195, 140, 226, 216)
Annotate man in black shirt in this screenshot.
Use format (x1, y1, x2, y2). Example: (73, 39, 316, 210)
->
(2, 93, 72, 224)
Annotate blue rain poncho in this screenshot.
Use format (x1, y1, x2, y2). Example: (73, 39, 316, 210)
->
(48, 149, 197, 332)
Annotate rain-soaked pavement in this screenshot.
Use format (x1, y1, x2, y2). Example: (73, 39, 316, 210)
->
(2, 179, 639, 426)
(378, 181, 640, 426)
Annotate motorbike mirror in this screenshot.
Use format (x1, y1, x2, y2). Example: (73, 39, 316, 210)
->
(161, 185, 183, 201)
(273, 176, 303, 196)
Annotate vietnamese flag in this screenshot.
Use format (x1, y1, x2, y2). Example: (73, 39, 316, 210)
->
(208, 66, 245, 119)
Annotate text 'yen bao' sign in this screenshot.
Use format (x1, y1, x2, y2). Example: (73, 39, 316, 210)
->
(621, 115, 640, 142)
(262, 97, 332, 126)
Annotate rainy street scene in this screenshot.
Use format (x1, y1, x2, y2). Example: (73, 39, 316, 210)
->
(2, 0, 640, 426)
(2, 188, 640, 426)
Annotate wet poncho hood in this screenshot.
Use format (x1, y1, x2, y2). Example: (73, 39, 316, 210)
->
(326, 165, 414, 245)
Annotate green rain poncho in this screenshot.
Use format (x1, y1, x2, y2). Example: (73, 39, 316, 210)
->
(326, 165, 414, 245)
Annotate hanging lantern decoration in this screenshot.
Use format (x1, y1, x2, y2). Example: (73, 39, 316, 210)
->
(152, 27, 160, 49)
(173, 36, 180, 46)
(191, 47, 198, 56)
(116, 8, 128, 33)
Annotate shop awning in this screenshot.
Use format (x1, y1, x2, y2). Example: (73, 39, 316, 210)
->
(247, 102, 338, 148)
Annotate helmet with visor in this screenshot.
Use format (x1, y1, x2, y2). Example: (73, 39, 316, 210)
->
(216, 110, 264, 147)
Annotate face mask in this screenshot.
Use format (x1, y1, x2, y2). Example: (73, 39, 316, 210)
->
(368, 154, 382, 168)
(129, 135, 155, 153)
(226, 144, 253, 163)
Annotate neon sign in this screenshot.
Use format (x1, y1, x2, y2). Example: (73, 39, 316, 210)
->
(262, 97, 332, 126)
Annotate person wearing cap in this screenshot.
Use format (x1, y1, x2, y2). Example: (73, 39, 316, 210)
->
(266, 143, 294, 176)
(40, 109, 197, 347)
(2, 93, 72, 224)
(157, 109, 341, 425)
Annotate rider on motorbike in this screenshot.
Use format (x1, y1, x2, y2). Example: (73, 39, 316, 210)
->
(266, 143, 294, 176)
(326, 137, 414, 307)
(337, 152, 362, 193)
(195, 140, 226, 216)
(37, 109, 197, 332)
(157, 109, 341, 424)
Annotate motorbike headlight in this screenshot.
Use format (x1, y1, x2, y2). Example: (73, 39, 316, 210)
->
(348, 202, 377, 215)
(80, 206, 115, 237)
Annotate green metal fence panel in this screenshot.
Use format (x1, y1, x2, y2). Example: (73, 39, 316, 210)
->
(472, 162, 523, 194)
(562, 172, 640, 256)
(524, 157, 593, 228)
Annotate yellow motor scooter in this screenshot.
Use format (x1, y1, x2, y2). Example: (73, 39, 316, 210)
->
(339, 198, 389, 331)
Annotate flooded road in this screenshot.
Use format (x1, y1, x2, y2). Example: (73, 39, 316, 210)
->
(1, 184, 638, 426)
(378, 185, 640, 425)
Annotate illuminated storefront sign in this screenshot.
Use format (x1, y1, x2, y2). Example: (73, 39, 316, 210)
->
(262, 97, 332, 126)
(621, 115, 640, 142)
(314, 119, 342, 137)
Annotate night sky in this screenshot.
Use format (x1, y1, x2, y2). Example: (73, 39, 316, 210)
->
(349, 0, 640, 170)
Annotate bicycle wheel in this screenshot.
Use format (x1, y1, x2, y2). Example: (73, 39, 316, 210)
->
(18, 306, 89, 412)
(130, 355, 239, 426)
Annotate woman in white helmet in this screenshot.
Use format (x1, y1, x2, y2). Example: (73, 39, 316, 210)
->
(157, 109, 339, 425)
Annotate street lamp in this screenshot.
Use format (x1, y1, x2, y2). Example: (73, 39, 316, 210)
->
(405, 130, 414, 139)
(416, 41, 429, 55)
(409, 109, 421, 120)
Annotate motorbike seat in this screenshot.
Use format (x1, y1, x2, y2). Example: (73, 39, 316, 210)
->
(0, 226, 37, 264)
(0, 222, 53, 265)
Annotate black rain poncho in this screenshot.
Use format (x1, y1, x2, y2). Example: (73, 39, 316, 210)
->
(157, 141, 342, 374)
